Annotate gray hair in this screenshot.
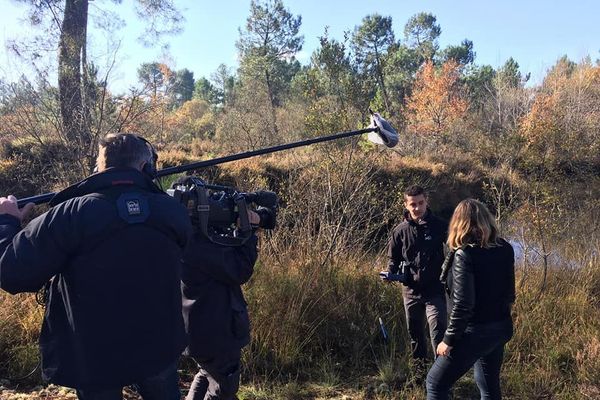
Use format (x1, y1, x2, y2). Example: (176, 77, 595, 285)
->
(96, 133, 154, 171)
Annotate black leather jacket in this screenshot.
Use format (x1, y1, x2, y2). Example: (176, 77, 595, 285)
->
(443, 239, 515, 346)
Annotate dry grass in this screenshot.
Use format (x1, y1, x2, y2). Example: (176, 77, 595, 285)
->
(0, 293, 43, 387)
(1, 253, 598, 400)
(0, 142, 598, 399)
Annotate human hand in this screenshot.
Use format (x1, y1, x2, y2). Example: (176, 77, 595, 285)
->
(379, 271, 391, 282)
(436, 341, 452, 357)
(0, 195, 35, 222)
(248, 210, 260, 226)
(237, 210, 261, 228)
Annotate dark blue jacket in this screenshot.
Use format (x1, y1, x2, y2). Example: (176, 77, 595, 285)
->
(181, 232, 258, 358)
(0, 168, 192, 390)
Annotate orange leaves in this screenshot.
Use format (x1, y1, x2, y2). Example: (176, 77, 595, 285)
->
(520, 93, 560, 143)
(405, 60, 469, 135)
(519, 62, 600, 167)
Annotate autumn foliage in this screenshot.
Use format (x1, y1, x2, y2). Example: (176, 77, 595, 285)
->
(405, 60, 469, 135)
(1, 4, 600, 398)
(520, 61, 600, 172)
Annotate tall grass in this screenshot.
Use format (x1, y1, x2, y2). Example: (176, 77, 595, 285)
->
(503, 249, 600, 399)
(0, 145, 598, 399)
(0, 293, 43, 387)
(238, 245, 600, 399)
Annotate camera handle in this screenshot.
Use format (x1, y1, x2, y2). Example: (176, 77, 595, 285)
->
(234, 193, 252, 234)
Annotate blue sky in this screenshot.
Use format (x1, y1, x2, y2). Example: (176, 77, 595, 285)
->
(1, 0, 599, 94)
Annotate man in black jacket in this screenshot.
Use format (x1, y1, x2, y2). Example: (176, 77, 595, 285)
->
(0, 133, 193, 399)
(182, 222, 259, 400)
(382, 185, 447, 369)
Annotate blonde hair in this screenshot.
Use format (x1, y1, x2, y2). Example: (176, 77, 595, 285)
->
(447, 198, 500, 249)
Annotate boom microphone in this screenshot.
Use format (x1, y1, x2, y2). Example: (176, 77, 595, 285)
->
(16, 112, 399, 208)
(368, 109, 399, 148)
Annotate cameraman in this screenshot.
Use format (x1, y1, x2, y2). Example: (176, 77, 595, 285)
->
(182, 212, 260, 400)
(381, 185, 447, 377)
(0, 134, 192, 399)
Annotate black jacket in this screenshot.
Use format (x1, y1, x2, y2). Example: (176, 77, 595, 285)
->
(443, 239, 515, 346)
(181, 232, 258, 358)
(387, 210, 447, 298)
(0, 168, 192, 390)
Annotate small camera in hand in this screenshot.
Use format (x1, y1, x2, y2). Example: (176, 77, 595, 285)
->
(379, 261, 412, 283)
(379, 271, 408, 283)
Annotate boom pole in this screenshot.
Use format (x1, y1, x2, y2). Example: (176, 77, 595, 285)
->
(17, 127, 379, 207)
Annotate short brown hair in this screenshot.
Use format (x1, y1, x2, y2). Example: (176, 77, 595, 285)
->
(96, 133, 154, 171)
(404, 185, 426, 198)
(447, 198, 500, 249)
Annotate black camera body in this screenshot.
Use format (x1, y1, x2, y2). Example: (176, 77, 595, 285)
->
(167, 176, 278, 246)
(205, 189, 277, 230)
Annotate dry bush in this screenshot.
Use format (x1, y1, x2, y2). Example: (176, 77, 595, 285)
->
(0, 138, 83, 197)
(190, 138, 218, 159)
(169, 99, 215, 141)
(155, 148, 197, 170)
(502, 258, 600, 398)
(276, 101, 309, 142)
(222, 143, 487, 385)
(0, 292, 43, 386)
(405, 60, 469, 137)
(1, 137, 597, 399)
(520, 61, 600, 176)
(214, 81, 276, 152)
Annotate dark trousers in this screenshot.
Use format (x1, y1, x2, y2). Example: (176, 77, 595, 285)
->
(75, 362, 180, 400)
(403, 293, 447, 361)
(426, 319, 513, 400)
(186, 349, 242, 400)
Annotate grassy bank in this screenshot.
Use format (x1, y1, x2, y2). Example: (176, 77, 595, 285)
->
(1, 147, 598, 399)
(2, 257, 599, 399)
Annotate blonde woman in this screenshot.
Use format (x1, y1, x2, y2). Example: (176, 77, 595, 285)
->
(426, 199, 515, 400)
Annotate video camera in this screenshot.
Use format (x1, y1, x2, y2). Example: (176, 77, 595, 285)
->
(167, 176, 278, 246)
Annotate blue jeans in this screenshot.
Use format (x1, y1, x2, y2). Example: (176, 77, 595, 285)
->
(76, 362, 181, 400)
(426, 319, 513, 400)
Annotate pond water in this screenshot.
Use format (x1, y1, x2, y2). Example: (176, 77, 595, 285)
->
(508, 238, 595, 270)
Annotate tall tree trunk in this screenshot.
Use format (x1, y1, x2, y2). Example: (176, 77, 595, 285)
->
(264, 69, 279, 139)
(80, 4, 96, 171)
(374, 49, 391, 115)
(59, 0, 91, 165)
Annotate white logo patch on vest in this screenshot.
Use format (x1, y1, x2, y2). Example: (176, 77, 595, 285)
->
(117, 194, 149, 223)
(126, 199, 141, 215)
